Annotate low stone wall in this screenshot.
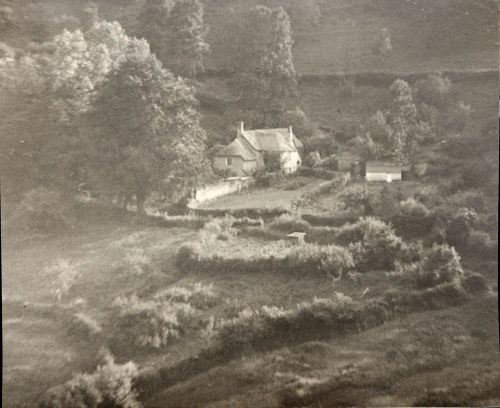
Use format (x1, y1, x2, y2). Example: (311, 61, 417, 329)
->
(189, 177, 254, 208)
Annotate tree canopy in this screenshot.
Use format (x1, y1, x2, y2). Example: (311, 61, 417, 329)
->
(233, 5, 298, 127)
(87, 45, 211, 212)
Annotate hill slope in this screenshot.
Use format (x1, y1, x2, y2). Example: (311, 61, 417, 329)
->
(1, 0, 498, 74)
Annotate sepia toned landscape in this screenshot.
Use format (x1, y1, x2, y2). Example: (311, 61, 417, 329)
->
(1, 1, 499, 407)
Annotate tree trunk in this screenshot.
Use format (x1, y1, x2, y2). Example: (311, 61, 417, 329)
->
(136, 192, 146, 215)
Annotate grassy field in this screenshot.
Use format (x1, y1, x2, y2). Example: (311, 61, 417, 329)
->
(197, 178, 325, 210)
(2, 208, 498, 407)
(2, 220, 197, 407)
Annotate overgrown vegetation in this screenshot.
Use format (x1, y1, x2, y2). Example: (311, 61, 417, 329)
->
(40, 352, 140, 408)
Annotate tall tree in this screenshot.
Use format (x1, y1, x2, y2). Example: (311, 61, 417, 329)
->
(359, 79, 430, 164)
(87, 49, 211, 213)
(234, 5, 297, 126)
(136, 0, 173, 64)
(167, 0, 209, 77)
(0, 20, 147, 201)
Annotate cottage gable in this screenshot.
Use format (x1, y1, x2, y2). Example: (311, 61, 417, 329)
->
(214, 122, 303, 176)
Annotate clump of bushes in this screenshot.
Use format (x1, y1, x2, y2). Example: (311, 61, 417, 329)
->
(396, 244, 463, 289)
(333, 217, 403, 271)
(268, 214, 310, 233)
(9, 187, 75, 233)
(199, 216, 237, 242)
(110, 294, 199, 349)
(40, 352, 140, 408)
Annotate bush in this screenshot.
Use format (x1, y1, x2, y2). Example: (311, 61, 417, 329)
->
(414, 73, 452, 108)
(466, 230, 497, 259)
(333, 217, 403, 271)
(66, 313, 102, 339)
(40, 353, 140, 408)
(199, 216, 237, 242)
(398, 244, 463, 289)
(319, 155, 339, 171)
(303, 151, 322, 168)
(399, 198, 430, 217)
(462, 272, 488, 294)
(268, 214, 310, 233)
(9, 187, 75, 233)
(110, 294, 199, 349)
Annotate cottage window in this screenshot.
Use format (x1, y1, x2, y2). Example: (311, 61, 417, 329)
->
(226, 157, 232, 165)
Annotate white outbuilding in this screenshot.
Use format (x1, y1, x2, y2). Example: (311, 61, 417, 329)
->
(365, 161, 409, 182)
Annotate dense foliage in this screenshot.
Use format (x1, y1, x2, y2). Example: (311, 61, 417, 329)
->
(40, 353, 140, 408)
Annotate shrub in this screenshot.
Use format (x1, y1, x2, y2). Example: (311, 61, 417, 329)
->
(40, 353, 140, 408)
(414, 73, 452, 108)
(303, 151, 322, 168)
(399, 198, 430, 217)
(461, 272, 488, 294)
(339, 184, 372, 215)
(199, 216, 237, 242)
(465, 230, 497, 259)
(9, 187, 74, 233)
(398, 244, 463, 289)
(319, 155, 339, 171)
(334, 217, 403, 271)
(66, 313, 102, 339)
(268, 214, 310, 233)
(111, 294, 199, 349)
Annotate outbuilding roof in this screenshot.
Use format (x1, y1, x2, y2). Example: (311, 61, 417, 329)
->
(215, 138, 257, 161)
(366, 161, 410, 173)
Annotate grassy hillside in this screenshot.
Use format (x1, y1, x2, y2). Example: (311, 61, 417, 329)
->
(2, 0, 498, 74)
(204, 0, 498, 73)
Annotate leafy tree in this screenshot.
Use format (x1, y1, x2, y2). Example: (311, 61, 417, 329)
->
(0, 20, 142, 201)
(414, 72, 452, 108)
(279, 107, 314, 138)
(137, 0, 209, 77)
(234, 5, 297, 126)
(167, 0, 209, 77)
(136, 0, 173, 63)
(87, 49, 211, 213)
(372, 27, 393, 56)
(359, 79, 431, 164)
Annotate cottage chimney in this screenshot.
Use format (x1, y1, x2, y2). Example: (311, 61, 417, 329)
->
(239, 121, 244, 135)
(288, 126, 293, 143)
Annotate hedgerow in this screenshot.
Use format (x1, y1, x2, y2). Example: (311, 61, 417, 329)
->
(268, 214, 310, 233)
(176, 241, 354, 278)
(134, 276, 485, 399)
